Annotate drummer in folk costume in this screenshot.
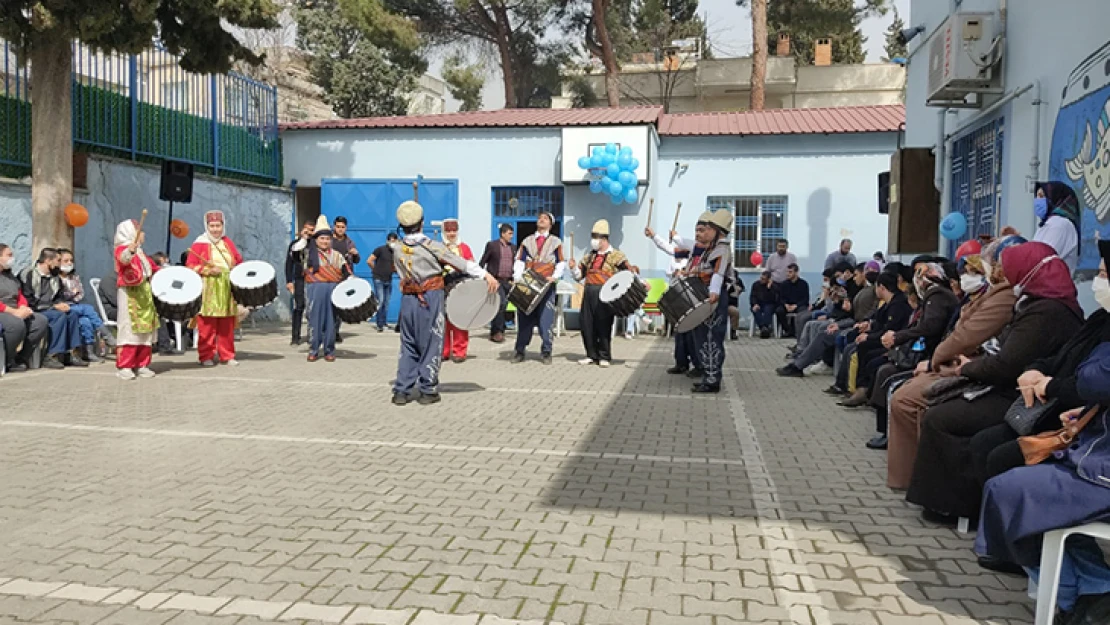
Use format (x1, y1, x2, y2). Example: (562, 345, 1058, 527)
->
(572, 219, 636, 367)
(673, 210, 733, 393)
(304, 215, 350, 362)
(187, 210, 244, 366)
(113, 219, 160, 380)
(646, 225, 702, 376)
(393, 201, 498, 406)
(512, 212, 565, 365)
(440, 218, 475, 363)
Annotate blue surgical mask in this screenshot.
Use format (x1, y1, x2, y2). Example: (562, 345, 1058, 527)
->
(1033, 197, 1049, 220)
(836, 277, 846, 286)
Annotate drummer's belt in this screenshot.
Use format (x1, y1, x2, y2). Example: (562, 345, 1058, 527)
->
(401, 275, 445, 306)
(526, 262, 555, 278)
(585, 271, 612, 286)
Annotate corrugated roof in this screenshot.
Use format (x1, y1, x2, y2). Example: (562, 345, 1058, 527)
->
(281, 106, 664, 131)
(657, 104, 905, 136)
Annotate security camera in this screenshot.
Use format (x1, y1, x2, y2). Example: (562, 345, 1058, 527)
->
(898, 25, 925, 46)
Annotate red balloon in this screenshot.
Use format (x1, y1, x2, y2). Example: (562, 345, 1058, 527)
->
(750, 251, 764, 266)
(955, 239, 982, 260)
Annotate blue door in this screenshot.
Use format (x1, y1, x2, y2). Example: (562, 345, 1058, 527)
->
(321, 178, 459, 323)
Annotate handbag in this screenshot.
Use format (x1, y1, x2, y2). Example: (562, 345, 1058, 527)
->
(924, 375, 993, 406)
(1018, 405, 1099, 465)
(1003, 396, 1059, 437)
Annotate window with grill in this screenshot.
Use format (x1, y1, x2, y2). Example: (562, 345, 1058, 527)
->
(707, 196, 787, 269)
(492, 187, 564, 219)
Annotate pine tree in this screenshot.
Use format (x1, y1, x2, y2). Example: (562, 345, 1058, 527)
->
(882, 7, 908, 62)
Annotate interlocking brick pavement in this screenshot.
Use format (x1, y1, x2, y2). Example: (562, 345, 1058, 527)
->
(0, 325, 1034, 624)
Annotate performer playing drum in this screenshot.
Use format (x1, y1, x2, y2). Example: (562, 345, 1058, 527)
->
(440, 218, 475, 363)
(571, 219, 637, 368)
(186, 210, 244, 367)
(113, 218, 159, 380)
(304, 215, 351, 362)
(646, 225, 703, 377)
(512, 212, 565, 365)
(673, 209, 733, 393)
(392, 200, 498, 406)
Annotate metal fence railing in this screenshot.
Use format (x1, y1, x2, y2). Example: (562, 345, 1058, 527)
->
(1, 40, 280, 184)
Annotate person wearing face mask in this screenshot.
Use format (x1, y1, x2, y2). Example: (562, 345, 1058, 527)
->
(511, 212, 566, 365)
(906, 241, 1084, 527)
(1031, 181, 1081, 274)
(0, 243, 49, 372)
(187, 211, 244, 367)
(18, 247, 87, 369)
(571, 220, 635, 367)
(54, 248, 110, 363)
(886, 240, 1021, 488)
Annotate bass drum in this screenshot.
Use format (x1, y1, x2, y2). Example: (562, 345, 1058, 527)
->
(230, 260, 278, 309)
(508, 269, 552, 315)
(331, 277, 379, 324)
(599, 270, 647, 317)
(446, 278, 501, 330)
(151, 266, 204, 322)
(659, 278, 712, 333)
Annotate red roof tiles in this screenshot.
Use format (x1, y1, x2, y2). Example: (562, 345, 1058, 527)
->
(280, 104, 905, 137)
(657, 105, 905, 137)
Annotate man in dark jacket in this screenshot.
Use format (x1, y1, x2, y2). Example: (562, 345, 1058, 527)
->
(329, 217, 359, 342)
(775, 263, 810, 338)
(20, 248, 86, 369)
(285, 220, 314, 345)
(0, 243, 49, 371)
(749, 270, 778, 338)
(479, 224, 516, 343)
(838, 272, 913, 407)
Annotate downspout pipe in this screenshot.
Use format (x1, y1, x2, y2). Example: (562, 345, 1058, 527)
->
(934, 109, 948, 192)
(1029, 80, 1043, 191)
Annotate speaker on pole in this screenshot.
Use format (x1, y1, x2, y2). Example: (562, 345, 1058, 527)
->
(160, 160, 194, 203)
(878, 171, 891, 215)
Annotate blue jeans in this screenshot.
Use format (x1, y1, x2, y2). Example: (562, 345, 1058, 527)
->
(42, 308, 82, 356)
(751, 305, 775, 330)
(373, 278, 393, 329)
(68, 303, 102, 345)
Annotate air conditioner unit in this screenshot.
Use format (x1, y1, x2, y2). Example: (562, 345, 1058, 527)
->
(926, 12, 1003, 107)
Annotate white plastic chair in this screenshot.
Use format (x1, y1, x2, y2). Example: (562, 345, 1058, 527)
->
(1033, 522, 1110, 625)
(89, 278, 117, 334)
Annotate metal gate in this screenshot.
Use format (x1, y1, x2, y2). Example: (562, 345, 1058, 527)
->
(948, 117, 1005, 257)
(490, 187, 565, 243)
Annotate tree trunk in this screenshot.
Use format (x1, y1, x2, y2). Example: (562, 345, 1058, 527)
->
(495, 38, 516, 108)
(30, 33, 75, 253)
(591, 0, 620, 107)
(749, 0, 767, 111)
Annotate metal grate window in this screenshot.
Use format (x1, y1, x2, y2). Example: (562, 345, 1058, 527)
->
(948, 117, 1004, 257)
(707, 195, 788, 269)
(492, 187, 565, 219)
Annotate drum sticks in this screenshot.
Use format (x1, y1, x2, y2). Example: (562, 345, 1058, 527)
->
(412, 180, 419, 202)
(136, 209, 148, 236)
(646, 198, 654, 228)
(671, 202, 682, 239)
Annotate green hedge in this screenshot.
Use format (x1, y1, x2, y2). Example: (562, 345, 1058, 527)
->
(0, 83, 281, 185)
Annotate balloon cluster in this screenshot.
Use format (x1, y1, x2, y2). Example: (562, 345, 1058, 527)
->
(577, 143, 640, 205)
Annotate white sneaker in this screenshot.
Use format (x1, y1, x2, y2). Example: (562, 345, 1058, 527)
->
(117, 368, 136, 380)
(136, 367, 155, 378)
(224, 359, 239, 367)
(804, 362, 832, 376)
(598, 360, 611, 368)
(578, 358, 595, 365)
(624, 333, 633, 340)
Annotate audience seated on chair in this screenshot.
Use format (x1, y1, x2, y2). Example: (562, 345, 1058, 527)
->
(18, 247, 88, 369)
(0, 243, 49, 372)
(749, 270, 778, 339)
(775, 263, 809, 338)
(56, 248, 111, 362)
(727, 268, 744, 340)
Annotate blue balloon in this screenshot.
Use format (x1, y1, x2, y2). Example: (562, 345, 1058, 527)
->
(606, 163, 621, 178)
(624, 188, 638, 204)
(939, 212, 968, 240)
(619, 145, 633, 157)
(616, 154, 633, 170)
(577, 156, 591, 170)
(610, 193, 623, 205)
(592, 146, 604, 157)
(609, 180, 623, 196)
(629, 157, 640, 171)
(602, 152, 617, 166)
(590, 154, 604, 168)
(618, 171, 636, 187)
(605, 143, 618, 155)
(589, 178, 603, 194)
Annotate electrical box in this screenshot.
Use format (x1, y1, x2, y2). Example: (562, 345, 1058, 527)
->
(926, 12, 1002, 107)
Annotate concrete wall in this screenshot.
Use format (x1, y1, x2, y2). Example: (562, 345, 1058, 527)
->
(0, 157, 294, 320)
(904, 0, 1110, 311)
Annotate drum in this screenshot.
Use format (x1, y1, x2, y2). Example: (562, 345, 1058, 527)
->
(508, 269, 553, 315)
(151, 266, 203, 322)
(446, 278, 501, 330)
(659, 278, 712, 333)
(331, 277, 379, 324)
(230, 260, 278, 309)
(599, 270, 648, 317)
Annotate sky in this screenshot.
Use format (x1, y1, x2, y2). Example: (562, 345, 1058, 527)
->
(431, 0, 911, 112)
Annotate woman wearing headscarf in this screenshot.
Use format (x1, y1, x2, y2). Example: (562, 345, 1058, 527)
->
(113, 219, 159, 380)
(906, 241, 1084, 524)
(303, 215, 349, 362)
(975, 343, 1110, 623)
(886, 241, 1021, 488)
(1032, 181, 1082, 274)
(187, 211, 243, 367)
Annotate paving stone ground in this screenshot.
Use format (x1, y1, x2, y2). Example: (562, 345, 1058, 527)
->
(0, 324, 1035, 625)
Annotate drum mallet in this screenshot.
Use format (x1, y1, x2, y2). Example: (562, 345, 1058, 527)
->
(135, 209, 148, 237)
(646, 198, 654, 229)
(670, 202, 682, 241)
(412, 180, 419, 202)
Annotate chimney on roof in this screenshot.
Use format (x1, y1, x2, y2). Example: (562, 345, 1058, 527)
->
(776, 33, 791, 57)
(814, 38, 832, 66)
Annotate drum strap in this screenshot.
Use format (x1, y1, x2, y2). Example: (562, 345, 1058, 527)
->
(401, 275, 445, 306)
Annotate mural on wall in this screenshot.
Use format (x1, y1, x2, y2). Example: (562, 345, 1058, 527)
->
(1050, 38, 1110, 276)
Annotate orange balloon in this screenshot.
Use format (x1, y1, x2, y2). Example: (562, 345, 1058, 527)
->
(64, 203, 89, 228)
(170, 219, 190, 239)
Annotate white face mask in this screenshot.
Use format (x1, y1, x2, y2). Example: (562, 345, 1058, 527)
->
(960, 274, 986, 293)
(590, 238, 601, 251)
(1093, 276, 1110, 312)
(0, 257, 10, 270)
(60, 264, 74, 274)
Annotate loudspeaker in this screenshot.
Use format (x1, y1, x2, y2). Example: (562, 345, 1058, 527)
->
(159, 160, 194, 203)
(887, 148, 939, 254)
(877, 171, 891, 215)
